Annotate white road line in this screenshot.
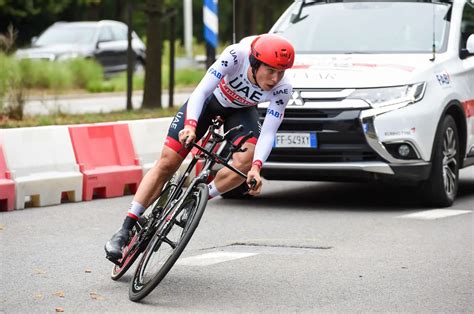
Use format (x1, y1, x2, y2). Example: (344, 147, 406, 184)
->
(176, 251, 258, 266)
(398, 209, 472, 220)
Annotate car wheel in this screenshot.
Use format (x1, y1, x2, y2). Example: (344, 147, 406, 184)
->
(421, 115, 460, 207)
(134, 59, 145, 74)
(221, 182, 253, 199)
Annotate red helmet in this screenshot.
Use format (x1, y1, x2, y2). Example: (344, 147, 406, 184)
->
(250, 34, 295, 70)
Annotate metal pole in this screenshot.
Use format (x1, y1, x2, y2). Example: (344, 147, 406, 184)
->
(169, 12, 176, 108)
(233, 0, 236, 44)
(203, 0, 218, 68)
(184, 0, 193, 59)
(126, 1, 133, 111)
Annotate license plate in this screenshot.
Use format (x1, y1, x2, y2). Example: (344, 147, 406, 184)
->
(274, 132, 317, 148)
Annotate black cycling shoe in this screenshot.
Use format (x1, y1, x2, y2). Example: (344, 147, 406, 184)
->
(104, 228, 131, 263)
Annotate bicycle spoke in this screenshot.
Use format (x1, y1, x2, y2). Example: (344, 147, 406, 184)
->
(129, 183, 209, 301)
(162, 236, 177, 249)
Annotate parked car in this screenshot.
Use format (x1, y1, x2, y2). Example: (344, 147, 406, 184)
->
(252, 0, 474, 207)
(15, 20, 146, 75)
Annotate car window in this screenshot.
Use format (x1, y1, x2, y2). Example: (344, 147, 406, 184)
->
(461, 1, 474, 49)
(98, 27, 114, 42)
(272, 2, 451, 53)
(35, 25, 96, 46)
(110, 25, 127, 41)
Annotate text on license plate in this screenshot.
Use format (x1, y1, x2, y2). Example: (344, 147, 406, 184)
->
(274, 132, 317, 148)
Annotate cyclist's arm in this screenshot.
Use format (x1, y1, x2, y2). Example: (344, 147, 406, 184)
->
(252, 84, 293, 169)
(184, 45, 242, 128)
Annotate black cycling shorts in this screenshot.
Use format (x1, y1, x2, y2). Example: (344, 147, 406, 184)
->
(165, 94, 260, 158)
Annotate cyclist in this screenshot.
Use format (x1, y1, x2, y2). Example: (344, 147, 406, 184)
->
(105, 34, 295, 262)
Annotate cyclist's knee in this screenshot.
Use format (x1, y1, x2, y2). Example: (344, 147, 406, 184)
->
(154, 147, 183, 176)
(231, 144, 254, 172)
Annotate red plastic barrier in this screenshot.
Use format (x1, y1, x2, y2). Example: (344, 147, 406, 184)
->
(68, 123, 142, 201)
(0, 141, 15, 211)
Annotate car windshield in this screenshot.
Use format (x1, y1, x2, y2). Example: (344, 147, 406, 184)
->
(272, 1, 451, 53)
(35, 25, 96, 46)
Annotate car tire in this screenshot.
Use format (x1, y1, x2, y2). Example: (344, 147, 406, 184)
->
(134, 59, 145, 74)
(221, 182, 254, 199)
(421, 115, 460, 207)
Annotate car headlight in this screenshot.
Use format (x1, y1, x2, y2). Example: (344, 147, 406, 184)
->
(347, 82, 426, 108)
(56, 52, 80, 61)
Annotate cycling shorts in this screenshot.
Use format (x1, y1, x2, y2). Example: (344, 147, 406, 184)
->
(165, 95, 260, 158)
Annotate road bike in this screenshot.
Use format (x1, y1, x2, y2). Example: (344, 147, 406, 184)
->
(108, 117, 254, 302)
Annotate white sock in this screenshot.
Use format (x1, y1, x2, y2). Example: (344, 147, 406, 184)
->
(128, 200, 146, 218)
(207, 181, 221, 199)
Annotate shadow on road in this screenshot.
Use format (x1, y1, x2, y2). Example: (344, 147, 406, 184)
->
(224, 174, 474, 212)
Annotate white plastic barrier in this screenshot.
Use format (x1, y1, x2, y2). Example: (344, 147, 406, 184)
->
(0, 126, 83, 209)
(125, 118, 193, 176)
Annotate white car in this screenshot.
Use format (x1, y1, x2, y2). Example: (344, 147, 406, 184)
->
(258, 0, 474, 206)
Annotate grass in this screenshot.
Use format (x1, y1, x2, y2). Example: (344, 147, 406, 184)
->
(88, 67, 206, 93)
(0, 107, 180, 128)
(0, 51, 206, 96)
(0, 40, 226, 127)
(0, 54, 106, 102)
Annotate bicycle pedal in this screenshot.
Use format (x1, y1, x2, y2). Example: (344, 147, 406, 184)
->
(106, 254, 122, 266)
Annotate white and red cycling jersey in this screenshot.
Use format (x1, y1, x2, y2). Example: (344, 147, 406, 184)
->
(183, 41, 293, 168)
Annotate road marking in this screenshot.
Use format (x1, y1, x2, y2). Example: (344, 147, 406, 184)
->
(398, 209, 472, 220)
(176, 251, 258, 266)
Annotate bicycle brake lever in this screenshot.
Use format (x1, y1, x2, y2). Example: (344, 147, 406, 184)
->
(249, 178, 257, 189)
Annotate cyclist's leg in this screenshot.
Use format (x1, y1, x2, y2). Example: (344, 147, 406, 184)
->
(105, 98, 218, 261)
(209, 106, 260, 196)
(105, 105, 187, 260)
(133, 147, 184, 209)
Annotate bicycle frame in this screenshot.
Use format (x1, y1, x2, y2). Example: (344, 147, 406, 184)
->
(114, 117, 254, 284)
(151, 118, 252, 241)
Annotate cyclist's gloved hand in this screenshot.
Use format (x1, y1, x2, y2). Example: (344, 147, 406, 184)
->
(246, 165, 262, 196)
(179, 126, 196, 148)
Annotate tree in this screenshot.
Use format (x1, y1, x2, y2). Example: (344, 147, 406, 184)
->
(142, 0, 165, 109)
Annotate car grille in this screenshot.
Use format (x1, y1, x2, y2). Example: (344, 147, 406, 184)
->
(259, 107, 383, 163)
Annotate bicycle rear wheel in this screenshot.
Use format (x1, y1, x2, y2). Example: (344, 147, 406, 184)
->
(111, 174, 180, 281)
(129, 183, 209, 302)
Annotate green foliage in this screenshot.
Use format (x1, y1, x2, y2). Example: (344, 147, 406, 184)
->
(84, 66, 205, 93)
(167, 68, 205, 87)
(1, 0, 291, 48)
(0, 107, 181, 128)
(0, 53, 17, 97)
(12, 58, 103, 91)
(0, 24, 18, 54)
(0, 52, 24, 119)
(85, 80, 115, 93)
(0, 53, 204, 97)
(68, 58, 104, 89)
(0, 0, 71, 17)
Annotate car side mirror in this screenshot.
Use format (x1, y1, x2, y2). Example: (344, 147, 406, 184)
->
(460, 34, 474, 59)
(96, 40, 105, 50)
(31, 36, 38, 44)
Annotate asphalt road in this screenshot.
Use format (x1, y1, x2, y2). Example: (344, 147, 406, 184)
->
(1, 168, 473, 313)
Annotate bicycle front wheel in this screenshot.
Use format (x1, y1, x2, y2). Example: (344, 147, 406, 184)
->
(129, 183, 209, 302)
